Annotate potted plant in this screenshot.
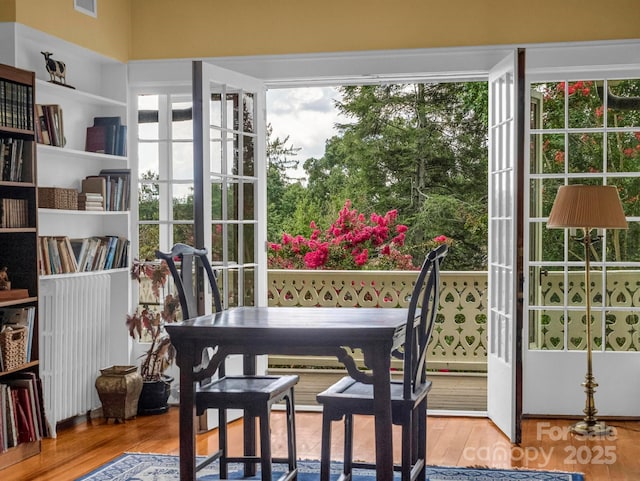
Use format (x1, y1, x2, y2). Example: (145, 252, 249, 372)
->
(126, 259, 181, 414)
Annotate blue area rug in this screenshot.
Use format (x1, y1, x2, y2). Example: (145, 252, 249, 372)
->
(75, 454, 584, 481)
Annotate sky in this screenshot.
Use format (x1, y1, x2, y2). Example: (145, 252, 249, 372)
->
(266, 86, 346, 178)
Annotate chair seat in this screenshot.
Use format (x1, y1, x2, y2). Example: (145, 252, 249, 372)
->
(317, 376, 432, 420)
(196, 375, 299, 414)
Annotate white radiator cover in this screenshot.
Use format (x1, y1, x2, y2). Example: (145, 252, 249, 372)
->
(39, 274, 111, 436)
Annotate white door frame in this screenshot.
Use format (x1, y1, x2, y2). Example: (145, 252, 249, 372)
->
(128, 38, 640, 425)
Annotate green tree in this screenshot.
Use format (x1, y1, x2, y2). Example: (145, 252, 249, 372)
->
(299, 83, 489, 270)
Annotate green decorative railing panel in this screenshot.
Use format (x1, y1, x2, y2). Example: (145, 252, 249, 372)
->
(531, 270, 640, 351)
(268, 270, 489, 371)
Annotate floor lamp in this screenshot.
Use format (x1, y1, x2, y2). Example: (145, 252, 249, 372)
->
(547, 184, 628, 436)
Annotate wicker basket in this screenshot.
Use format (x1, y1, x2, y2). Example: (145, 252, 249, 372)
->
(0, 326, 27, 371)
(38, 187, 78, 210)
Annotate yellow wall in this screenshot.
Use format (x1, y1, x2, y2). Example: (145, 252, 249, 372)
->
(4, 0, 640, 61)
(130, 0, 640, 60)
(11, 0, 131, 61)
(0, 0, 16, 21)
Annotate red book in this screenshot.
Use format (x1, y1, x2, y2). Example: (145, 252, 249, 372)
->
(85, 125, 107, 153)
(10, 388, 33, 443)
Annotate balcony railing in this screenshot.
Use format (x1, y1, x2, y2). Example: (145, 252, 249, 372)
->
(136, 268, 640, 373)
(268, 269, 489, 372)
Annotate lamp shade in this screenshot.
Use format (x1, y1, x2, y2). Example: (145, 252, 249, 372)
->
(547, 184, 628, 229)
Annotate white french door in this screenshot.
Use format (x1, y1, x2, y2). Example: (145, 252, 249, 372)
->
(487, 50, 524, 442)
(192, 61, 267, 309)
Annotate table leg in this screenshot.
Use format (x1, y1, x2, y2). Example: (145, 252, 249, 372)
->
(177, 344, 197, 481)
(368, 348, 394, 481)
(243, 353, 257, 476)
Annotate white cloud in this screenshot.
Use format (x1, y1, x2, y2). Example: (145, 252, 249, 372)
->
(267, 87, 347, 166)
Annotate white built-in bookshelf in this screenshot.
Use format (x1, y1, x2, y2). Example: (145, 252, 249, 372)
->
(0, 23, 132, 436)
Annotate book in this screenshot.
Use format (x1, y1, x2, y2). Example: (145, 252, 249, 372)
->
(85, 125, 107, 153)
(0, 289, 29, 301)
(91, 117, 121, 155)
(99, 168, 131, 210)
(3, 384, 17, 448)
(6, 379, 40, 440)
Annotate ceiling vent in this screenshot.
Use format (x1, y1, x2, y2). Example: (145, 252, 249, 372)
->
(74, 0, 97, 18)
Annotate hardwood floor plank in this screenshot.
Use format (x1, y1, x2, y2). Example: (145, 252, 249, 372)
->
(0, 409, 638, 480)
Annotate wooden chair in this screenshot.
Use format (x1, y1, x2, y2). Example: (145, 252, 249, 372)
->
(316, 244, 448, 481)
(155, 243, 299, 481)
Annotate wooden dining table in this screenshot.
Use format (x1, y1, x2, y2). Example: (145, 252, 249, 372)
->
(166, 306, 408, 481)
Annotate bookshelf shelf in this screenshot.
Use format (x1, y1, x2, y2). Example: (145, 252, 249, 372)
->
(36, 143, 127, 162)
(0, 181, 37, 189)
(36, 79, 126, 108)
(0, 361, 39, 379)
(0, 227, 37, 234)
(38, 208, 129, 216)
(0, 297, 38, 308)
(40, 267, 128, 281)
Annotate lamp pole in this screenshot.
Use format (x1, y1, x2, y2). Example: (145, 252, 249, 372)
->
(570, 227, 611, 436)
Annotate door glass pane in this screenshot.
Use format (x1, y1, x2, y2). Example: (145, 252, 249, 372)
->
(530, 133, 564, 174)
(139, 224, 159, 260)
(227, 92, 240, 131)
(605, 310, 638, 351)
(607, 131, 640, 172)
(607, 79, 640, 128)
(244, 224, 255, 264)
(244, 268, 255, 306)
(211, 179, 223, 220)
(228, 224, 238, 264)
(139, 182, 159, 220)
(138, 95, 159, 140)
(531, 82, 564, 129)
(210, 128, 222, 172)
(231, 133, 241, 175)
(173, 184, 194, 221)
(138, 142, 159, 177)
(605, 221, 640, 262)
(529, 178, 563, 218)
(172, 142, 193, 179)
(210, 89, 223, 128)
(211, 224, 223, 263)
(567, 132, 603, 173)
(568, 80, 602, 128)
(608, 180, 639, 217)
(172, 99, 192, 140)
(243, 182, 255, 220)
(528, 310, 564, 350)
(243, 92, 255, 133)
(173, 223, 194, 247)
(529, 222, 564, 262)
(243, 134, 255, 177)
(227, 181, 239, 221)
(224, 137, 234, 175)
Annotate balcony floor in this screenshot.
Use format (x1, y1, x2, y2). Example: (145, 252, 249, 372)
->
(269, 368, 487, 412)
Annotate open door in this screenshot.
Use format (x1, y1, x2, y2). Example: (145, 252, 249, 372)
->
(487, 49, 525, 442)
(192, 60, 267, 310)
(192, 60, 267, 431)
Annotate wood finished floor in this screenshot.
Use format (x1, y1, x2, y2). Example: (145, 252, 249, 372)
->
(1, 408, 639, 480)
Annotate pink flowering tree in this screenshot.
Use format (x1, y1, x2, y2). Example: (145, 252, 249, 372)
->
(268, 200, 417, 270)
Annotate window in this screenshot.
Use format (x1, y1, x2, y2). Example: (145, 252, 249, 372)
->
(528, 78, 640, 352)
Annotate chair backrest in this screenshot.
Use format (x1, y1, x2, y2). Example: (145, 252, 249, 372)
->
(155, 243, 222, 320)
(401, 243, 448, 399)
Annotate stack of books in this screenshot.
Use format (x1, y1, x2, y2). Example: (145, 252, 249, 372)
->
(77, 192, 103, 211)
